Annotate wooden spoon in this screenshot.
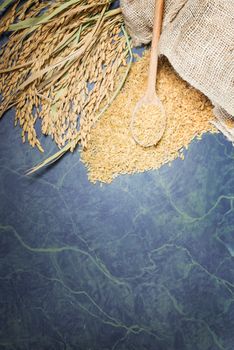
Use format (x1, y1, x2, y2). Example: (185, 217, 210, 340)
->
(131, 0, 166, 147)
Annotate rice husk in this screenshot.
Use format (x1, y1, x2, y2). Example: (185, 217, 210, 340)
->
(81, 51, 218, 184)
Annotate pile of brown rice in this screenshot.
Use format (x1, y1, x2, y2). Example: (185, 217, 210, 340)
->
(81, 52, 218, 184)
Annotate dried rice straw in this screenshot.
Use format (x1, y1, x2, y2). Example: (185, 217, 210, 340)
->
(0, 0, 129, 152)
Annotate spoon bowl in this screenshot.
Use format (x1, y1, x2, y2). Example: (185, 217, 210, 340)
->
(131, 93, 166, 147)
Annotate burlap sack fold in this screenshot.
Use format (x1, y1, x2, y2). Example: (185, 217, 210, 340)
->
(120, 0, 234, 141)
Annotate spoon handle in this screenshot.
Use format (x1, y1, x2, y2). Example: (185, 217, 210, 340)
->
(146, 0, 164, 97)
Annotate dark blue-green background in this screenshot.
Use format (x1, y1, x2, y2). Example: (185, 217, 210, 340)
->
(1, 2, 234, 349)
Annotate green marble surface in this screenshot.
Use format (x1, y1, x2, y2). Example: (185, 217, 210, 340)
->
(0, 5, 234, 345)
(0, 104, 234, 349)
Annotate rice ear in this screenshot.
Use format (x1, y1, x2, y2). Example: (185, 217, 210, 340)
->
(26, 25, 133, 175)
(0, 0, 15, 12)
(0, 1, 130, 159)
(26, 136, 80, 175)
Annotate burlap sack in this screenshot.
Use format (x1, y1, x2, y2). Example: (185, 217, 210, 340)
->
(120, 0, 234, 140)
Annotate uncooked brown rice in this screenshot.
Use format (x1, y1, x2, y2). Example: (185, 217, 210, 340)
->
(132, 103, 166, 146)
(81, 51, 218, 183)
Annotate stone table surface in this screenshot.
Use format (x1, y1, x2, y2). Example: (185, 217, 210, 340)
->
(0, 8, 234, 348)
(0, 105, 234, 350)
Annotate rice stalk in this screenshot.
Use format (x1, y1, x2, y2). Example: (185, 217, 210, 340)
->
(26, 25, 133, 174)
(0, 0, 131, 169)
